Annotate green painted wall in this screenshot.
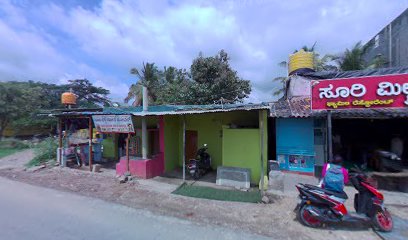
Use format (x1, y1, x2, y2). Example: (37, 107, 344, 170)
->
(260, 110, 268, 183)
(181, 111, 259, 168)
(222, 128, 260, 183)
(162, 110, 267, 181)
(102, 134, 118, 159)
(222, 110, 268, 184)
(164, 115, 180, 171)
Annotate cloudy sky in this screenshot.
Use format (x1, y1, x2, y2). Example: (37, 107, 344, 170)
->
(1, 0, 408, 103)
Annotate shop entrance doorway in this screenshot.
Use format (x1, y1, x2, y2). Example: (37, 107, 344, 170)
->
(332, 118, 408, 170)
(185, 130, 198, 161)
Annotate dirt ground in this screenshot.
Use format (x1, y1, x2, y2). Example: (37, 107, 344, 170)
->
(1, 150, 405, 240)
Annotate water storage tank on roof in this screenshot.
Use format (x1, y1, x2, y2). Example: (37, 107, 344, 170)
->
(61, 92, 77, 105)
(288, 49, 314, 75)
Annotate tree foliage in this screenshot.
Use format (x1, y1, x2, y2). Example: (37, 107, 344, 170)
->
(367, 54, 387, 69)
(155, 67, 191, 104)
(0, 81, 44, 139)
(334, 42, 366, 71)
(272, 41, 389, 97)
(66, 79, 111, 107)
(188, 50, 251, 104)
(0, 79, 111, 139)
(125, 63, 161, 106)
(127, 50, 251, 105)
(273, 44, 338, 96)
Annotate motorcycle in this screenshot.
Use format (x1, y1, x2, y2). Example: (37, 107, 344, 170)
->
(294, 165, 393, 232)
(187, 144, 212, 180)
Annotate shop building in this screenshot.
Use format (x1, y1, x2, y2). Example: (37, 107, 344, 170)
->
(52, 103, 269, 184)
(270, 67, 408, 182)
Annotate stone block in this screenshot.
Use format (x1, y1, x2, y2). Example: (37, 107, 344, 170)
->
(216, 166, 251, 189)
(268, 170, 284, 192)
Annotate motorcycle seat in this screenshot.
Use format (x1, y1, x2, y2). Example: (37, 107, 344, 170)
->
(303, 184, 348, 199)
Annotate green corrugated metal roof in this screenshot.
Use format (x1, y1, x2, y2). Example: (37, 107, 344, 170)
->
(51, 103, 270, 117)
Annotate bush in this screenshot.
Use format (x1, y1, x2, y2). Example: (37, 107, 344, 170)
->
(26, 137, 58, 167)
(0, 139, 30, 149)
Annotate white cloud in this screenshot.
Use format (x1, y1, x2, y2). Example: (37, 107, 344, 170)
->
(1, 0, 408, 103)
(0, 0, 129, 101)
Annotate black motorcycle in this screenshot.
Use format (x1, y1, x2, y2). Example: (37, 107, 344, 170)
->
(188, 144, 212, 180)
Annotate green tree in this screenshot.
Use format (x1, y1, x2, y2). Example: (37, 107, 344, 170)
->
(367, 54, 387, 69)
(66, 79, 111, 107)
(0, 82, 44, 139)
(125, 62, 161, 106)
(334, 42, 366, 71)
(155, 66, 192, 105)
(128, 50, 251, 105)
(188, 50, 251, 104)
(0, 80, 112, 139)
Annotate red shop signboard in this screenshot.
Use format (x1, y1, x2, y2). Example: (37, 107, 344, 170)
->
(311, 74, 408, 110)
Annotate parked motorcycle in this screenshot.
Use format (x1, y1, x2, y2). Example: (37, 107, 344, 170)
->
(187, 144, 212, 180)
(294, 165, 393, 232)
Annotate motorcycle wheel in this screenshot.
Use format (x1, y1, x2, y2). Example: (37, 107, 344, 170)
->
(373, 209, 393, 232)
(297, 204, 323, 228)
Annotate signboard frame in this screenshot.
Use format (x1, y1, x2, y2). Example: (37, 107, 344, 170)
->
(92, 115, 135, 133)
(311, 73, 408, 111)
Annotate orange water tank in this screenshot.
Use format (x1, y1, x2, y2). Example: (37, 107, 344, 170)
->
(61, 92, 77, 105)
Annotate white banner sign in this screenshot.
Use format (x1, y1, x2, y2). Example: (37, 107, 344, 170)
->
(92, 115, 135, 133)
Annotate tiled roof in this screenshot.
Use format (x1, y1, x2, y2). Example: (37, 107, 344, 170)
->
(270, 97, 311, 118)
(270, 67, 408, 119)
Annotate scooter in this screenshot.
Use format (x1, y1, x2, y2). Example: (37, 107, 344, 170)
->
(294, 166, 393, 232)
(187, 144, 212, 180)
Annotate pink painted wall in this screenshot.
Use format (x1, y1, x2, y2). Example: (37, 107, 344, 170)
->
(115, 116, 165, 179)
(115, 153, 164, 178)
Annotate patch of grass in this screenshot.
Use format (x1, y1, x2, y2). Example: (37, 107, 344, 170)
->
(26, 137, 57, 167)
(172, 183, 262, 203)
(0, 139, 30, 149)
(0, 148, 21, 158)
(0, 139, 30, 158)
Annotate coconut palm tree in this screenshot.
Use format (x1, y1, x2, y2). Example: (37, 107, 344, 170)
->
(367, 54, 387, 69)
(125, 62, 161, 106)
(334, 42, 366, 71)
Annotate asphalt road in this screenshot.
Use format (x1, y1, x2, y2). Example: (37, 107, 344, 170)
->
(0, 177, 270, 240)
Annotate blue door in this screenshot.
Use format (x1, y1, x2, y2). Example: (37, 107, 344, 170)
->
(276, 118, 315, 172)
